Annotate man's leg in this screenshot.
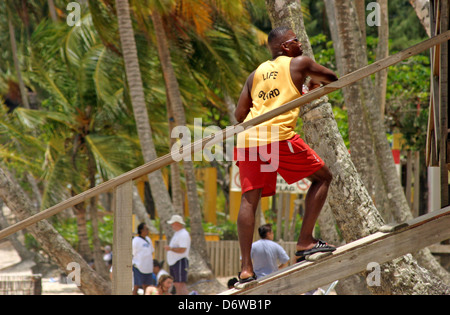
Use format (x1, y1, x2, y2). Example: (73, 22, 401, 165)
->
(237, 188, 263, 280)
(297, 165, 333, 251)
(172, 258, 190, 295)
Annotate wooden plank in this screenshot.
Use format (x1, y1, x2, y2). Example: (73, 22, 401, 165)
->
(112, 181, 133, 295)
(439, 0, 449, 207)
(428, 244, 450, 254)
(221, 207, 450, 295)
(1, 31, 449, 242)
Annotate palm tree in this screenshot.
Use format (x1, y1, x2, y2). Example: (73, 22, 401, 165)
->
(149, 7, 211, 271)
(114, 0, 177, 237)
(0, 167, 111, 295)
(28, 15, 144, 277)
(324, 0, 450, 286)
(6, 7, 30, 110)
(265, 0, 449, 294)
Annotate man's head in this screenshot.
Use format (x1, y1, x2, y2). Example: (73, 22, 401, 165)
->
(137, 223, 149, 237)
(258, 224, 274, 240)
(153, 259, 162, 272)
(268, 26, 303, 58)
(167, 214, 186, 231)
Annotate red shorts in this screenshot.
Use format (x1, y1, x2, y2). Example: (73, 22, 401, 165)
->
(235, 135, 324, 197)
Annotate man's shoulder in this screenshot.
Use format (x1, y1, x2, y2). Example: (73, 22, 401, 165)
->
(291, 55, 314, 67)
(176, 228, 191, 238)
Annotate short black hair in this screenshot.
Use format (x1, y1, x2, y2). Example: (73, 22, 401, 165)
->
(258, 224, 273, 239)
(137, 222, 146, 235)
(268, 26, 291, 46)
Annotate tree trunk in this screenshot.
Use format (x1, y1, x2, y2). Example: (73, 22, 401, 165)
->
(150, 11, 212, 270)
(114, 0, 176, 238)
(375, 0, 389, 119)
(317, 203, 371, 295)
(409, 0, 431, 37)
(47, 0, 58, 22)
(73, 201, 93, 262)
(0, 200, 35, 261)
(265, 0, 450, 294)
(327, 0, 450, 285)
(115, 1, 223, 292)
(87, 151, 109, 279)
(166, 94, 184, 215)
(8, 15, 30, 109)
(0, 167, 111, 295)
(324, 0, 376, 199)
(132, 186, 158, 233)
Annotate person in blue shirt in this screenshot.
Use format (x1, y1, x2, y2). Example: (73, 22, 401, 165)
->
(251, 224, 290, 279)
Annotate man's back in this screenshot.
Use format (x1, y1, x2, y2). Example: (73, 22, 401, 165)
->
(238, 56, 302, 148)
(251, 239, 290, 279)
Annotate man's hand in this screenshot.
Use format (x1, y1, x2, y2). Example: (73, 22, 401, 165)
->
(307, 78, 321, 91)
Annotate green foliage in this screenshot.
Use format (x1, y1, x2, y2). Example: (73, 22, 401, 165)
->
(0, 0, 434, 256)
(385, 54, 430, 151)
(24, 214, 114, 252)
(53, 215, 114, 249)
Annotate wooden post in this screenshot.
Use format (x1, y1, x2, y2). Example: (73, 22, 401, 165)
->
(439, 0, 449, 207)
(112, 181, 133, 295)
(276, 194, 283, 241)
(413, 151, 421, 217)
(406, 151, 413, 207)
(283, 194, 290, 241)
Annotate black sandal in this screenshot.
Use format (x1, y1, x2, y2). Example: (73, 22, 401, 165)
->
(295, 239, 336, 262)
(237, 272, 257, 284)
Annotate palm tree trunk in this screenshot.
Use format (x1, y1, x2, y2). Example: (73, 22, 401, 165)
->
(375, 0, 389, 119)
(8, 15, 30, 109)
(150, 11, 211, 267)
(0, 200, 35, 261)
(0, 167, 111, 295)
(47, 0, 58, 22)
(73, 201, 93, 262)
(409, 0, 431, 37)
(88, 151, 110, 279)
(326, 0, 450, 286)
(166, 95, 184, 215)
(114, 0, 175, 237)
(265, 0, 450, 294)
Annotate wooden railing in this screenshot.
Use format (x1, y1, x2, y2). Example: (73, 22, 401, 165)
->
(0, 31, 449, 295)
(221, 207, 450, 295)
(154, 240, 299, 278)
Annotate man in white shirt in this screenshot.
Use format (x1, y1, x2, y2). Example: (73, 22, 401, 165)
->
(132, 223, 155, 295)
(165, 215, 191, 295)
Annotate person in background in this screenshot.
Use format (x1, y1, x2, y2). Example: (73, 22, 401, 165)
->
(165, 215, 191, 295)
(145, 274, 174, 296)
(132, 223, 156, 295)
(153, 259, 169, 283)
(251, 224, 290, 279)
(103, 245, 113, 270)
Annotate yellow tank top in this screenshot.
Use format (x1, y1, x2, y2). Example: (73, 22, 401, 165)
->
(237, 56, 302, 148)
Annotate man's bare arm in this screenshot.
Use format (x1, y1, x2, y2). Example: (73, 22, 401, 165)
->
(292, 56, 338, 89)
(235, 71, 255, 123)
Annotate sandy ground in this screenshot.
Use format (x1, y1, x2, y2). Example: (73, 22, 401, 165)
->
(0, 240, 82, 295)
(0, 240, 233, 295)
